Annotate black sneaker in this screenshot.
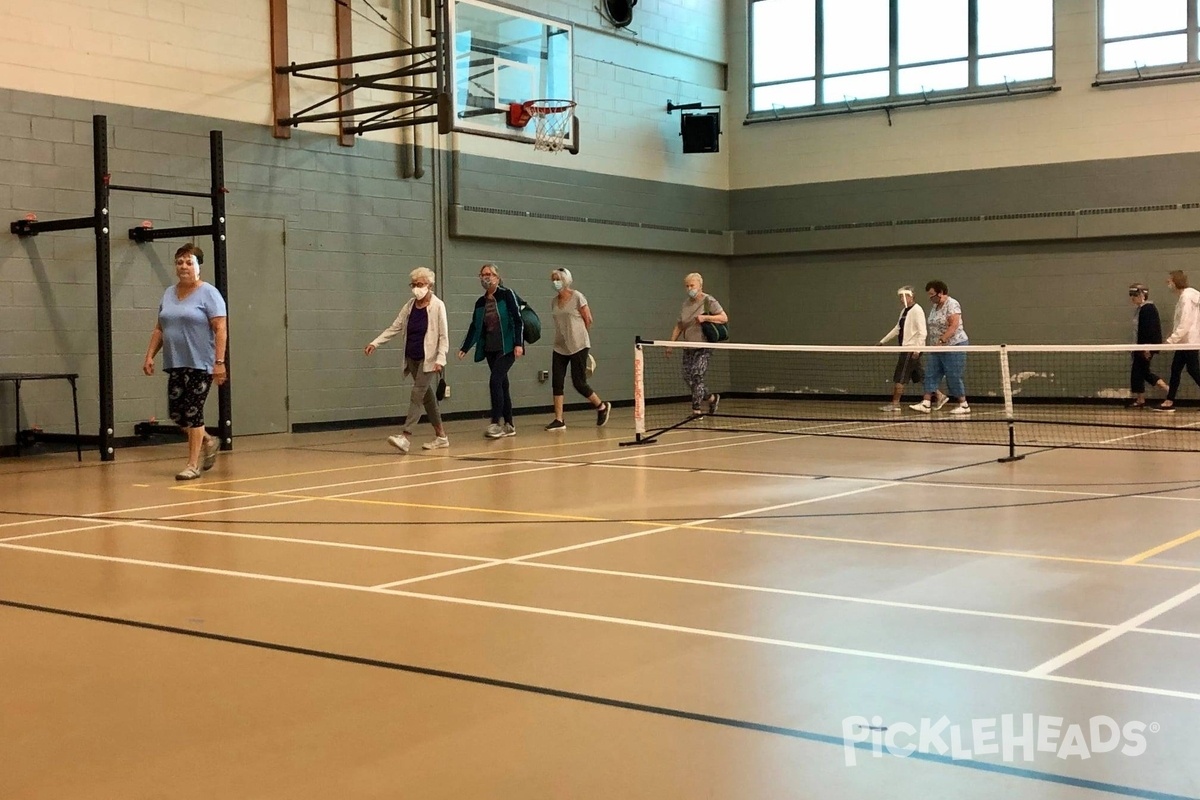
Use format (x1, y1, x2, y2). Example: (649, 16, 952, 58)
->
(1125, 400, 1146, 409)
(596, 402, 610, 427)
(545, 419, 567, 431)
(708, 394, 720, 415)
(1153, 403, 1177, 413)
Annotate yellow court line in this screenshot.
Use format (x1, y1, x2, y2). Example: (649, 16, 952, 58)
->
(173, 485, 628, 525)
(1122, 526, 1200, 564)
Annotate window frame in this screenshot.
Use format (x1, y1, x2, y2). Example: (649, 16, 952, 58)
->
(747, 0, 1057, 122)
(1095, 0, 1200, 86)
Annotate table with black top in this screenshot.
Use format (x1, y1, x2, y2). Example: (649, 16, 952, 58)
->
(0, 373, 82, 461)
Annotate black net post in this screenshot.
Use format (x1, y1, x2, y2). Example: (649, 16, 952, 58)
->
(93, 115, 115, 462)
(210, 129, 233, 453)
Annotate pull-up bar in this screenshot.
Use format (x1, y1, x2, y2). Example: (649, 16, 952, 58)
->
(8, 114, 232, 462)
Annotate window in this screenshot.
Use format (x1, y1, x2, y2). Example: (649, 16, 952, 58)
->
(749, 0, 1054, 117)
(1098, 0, 1198, 78)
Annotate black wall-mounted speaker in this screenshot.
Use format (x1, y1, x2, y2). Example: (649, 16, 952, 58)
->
(681, 112, 720, 154)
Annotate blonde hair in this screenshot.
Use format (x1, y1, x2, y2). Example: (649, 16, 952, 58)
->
(410, 266, 435, 286)
(684, 272, 703, 286)
(480, 262, 500, 277)
(552, 268, 573, 286)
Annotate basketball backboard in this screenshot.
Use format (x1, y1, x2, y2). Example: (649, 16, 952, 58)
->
(448, 0, 575, 148)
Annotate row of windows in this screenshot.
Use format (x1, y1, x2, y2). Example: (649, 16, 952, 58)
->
(750, 0, 1200, 118)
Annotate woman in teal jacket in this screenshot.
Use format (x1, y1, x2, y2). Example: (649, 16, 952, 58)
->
(458, 262, 525, 438)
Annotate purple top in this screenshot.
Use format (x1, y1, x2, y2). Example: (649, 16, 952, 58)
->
(405, 305, 428, 361)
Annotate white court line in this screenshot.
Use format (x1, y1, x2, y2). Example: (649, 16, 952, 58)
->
(370, 483, 896, 590)
(1028, 579, 1200, 676)
(4, 538, 1200, 703)
(516, 561, 1112, 631)
(1096, 419, 1200, 446)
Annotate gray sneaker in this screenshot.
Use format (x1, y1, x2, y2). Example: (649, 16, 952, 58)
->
(501, 423, 516, 437)
(485, 423, 504, 438)
(933, 392, 951, 411)
(176, 465, 202, 481)
(422, 436, 450, 450)
(202, 435, 219, 471)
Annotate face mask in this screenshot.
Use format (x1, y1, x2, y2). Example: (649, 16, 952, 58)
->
(686, 288, 699, 299)
(180, 257, 200, 279)
(480, 276, 494, 289)
(412, 286, 429, 300)
(551, 280, 563, 291)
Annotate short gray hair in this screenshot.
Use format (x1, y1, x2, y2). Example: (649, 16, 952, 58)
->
(684, 272, 703, 286)
(897, 285, 914, 297)
(410, 266, 435, 285)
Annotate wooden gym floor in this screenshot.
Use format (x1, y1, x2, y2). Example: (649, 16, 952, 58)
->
(2, 411, 1199, 799)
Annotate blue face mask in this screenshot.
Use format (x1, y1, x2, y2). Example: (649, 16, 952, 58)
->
(686, 287, 699, 299)
(552, 280, 564, 291)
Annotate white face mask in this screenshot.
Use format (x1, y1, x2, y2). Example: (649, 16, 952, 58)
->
(551, 280, 564, 292)
(412, 286, 429, 300)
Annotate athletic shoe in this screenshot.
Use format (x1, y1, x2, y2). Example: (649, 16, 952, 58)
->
(175, 465, 202, 481)
(933, 392, 951, 411)
(880, 404, 902, 412)
(545, 419, 567, 432)
(950, 403, 971, 415)
(910, 401, 932, 413)
(1153, 403, 1177, 413)
(201, 435, 219, 471)
(422, 436, 450, 450)
(596, 402, 610, 427)
(502, 423, 516, 437)
(387, 434, 410, 453)
(484, 423, 504, 438)
(708, 394, 721, 415)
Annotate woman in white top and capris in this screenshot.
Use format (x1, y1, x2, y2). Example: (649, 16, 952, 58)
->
(545, 268, 610, 430)
(364, 267, 450, 452)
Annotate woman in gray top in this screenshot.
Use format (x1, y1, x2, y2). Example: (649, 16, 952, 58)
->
(669, 272, 727, 415)
(545, 268, 610, 430)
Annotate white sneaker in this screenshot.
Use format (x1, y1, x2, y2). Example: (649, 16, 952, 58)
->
(909, 401, 932, 413)
(950, 403, 971, 415)
(387, 434, 410, 453)
(422, 436, 449, 450)
(501, 423, 516, 437)
(933, 392, 951, 411)
(880, 404, 901, 412)
(484, 424, 504, 439)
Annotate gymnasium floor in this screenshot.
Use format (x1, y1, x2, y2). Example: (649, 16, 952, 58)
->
(2, 410, 1199, 799)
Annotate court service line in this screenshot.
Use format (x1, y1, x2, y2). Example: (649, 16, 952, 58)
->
(4, 540, 1200, 704)
(1123, 526, 1200, 564)
(1028, 579, 1200, 677)
(371, 483, 897, 590)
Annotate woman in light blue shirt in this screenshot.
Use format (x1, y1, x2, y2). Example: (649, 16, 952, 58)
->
(142, 244, 228, 480)
(910, 280, 970, 415)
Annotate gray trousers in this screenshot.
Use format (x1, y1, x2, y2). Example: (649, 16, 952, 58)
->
(402, 358, 443, 432)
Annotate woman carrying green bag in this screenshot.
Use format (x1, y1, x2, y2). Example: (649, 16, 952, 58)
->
(667, 272, 728, 416)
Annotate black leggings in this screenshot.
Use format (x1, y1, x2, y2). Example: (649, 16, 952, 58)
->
(1130, 352, 1162, 394)
(484, 350, 515, 424)
(1167, 350, 1200, 401)
(552, 349, 593, 398)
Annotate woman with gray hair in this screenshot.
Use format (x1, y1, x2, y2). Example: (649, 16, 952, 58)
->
(364, 266, 450, 452)
(668, 272, 727, 416)
(544, 268, 610, 431)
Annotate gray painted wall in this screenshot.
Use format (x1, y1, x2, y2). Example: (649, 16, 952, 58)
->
(0, 88, 726, 448)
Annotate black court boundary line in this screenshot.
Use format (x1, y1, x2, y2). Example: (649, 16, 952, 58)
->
(0, 598, 1193, 800)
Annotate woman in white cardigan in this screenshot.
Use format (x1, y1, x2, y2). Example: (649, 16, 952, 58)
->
(364, 266, 450, 452)
(877, 285, 940, 411)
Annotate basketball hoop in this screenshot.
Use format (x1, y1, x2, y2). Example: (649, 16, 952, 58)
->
(524, 99, 576, 153)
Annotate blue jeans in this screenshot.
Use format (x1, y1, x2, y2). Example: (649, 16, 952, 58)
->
(924, 344, 967, 398)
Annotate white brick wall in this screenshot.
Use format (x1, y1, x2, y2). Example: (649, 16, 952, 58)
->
(0, 0, 730, 188)
(729, 0, 1200, 189)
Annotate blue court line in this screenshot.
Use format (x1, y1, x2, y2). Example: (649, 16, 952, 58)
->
(2, 597, 1195, 800)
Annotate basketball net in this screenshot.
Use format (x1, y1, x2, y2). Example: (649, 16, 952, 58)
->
(525, 99, 576, 153)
